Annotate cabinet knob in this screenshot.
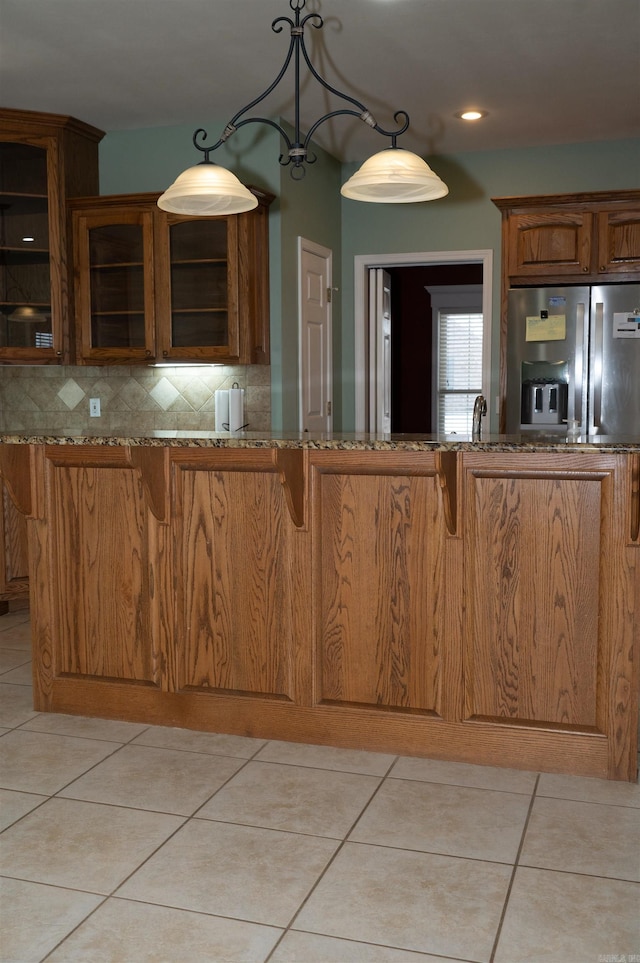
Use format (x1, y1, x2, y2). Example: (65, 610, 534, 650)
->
(583, 266, 589, 272)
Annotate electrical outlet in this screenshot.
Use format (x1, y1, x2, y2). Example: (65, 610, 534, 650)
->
(89, 398, 101, 417)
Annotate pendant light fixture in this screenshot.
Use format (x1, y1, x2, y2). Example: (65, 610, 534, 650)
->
(158, 0, 448, 216)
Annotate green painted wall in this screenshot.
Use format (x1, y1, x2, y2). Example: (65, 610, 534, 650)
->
(99, 127, 640, 432)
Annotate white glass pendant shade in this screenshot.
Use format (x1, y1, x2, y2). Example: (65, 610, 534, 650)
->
(157, 162, 258, 215)
(341, 148, 448, 203)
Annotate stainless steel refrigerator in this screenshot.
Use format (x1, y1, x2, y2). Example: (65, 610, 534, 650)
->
(506, 285, 640, 437)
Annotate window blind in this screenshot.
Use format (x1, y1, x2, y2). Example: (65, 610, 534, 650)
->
(437, 311, 483, 434)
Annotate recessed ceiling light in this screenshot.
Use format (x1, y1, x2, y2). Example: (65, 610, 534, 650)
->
(22, 236, 35, 242)
(455, 109, 488, 121)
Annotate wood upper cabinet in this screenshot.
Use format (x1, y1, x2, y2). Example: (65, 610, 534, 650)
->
(70, 189, 273, 365)
(493, 190, 640, 285)
(0, 108, 103, 364)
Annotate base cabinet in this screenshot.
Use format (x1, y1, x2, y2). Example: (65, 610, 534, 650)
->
(10, 444, 638, 781)
(0, 481, 29, 605)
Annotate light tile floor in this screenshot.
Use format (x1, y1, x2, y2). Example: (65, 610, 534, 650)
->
(0, 608, 639, 963)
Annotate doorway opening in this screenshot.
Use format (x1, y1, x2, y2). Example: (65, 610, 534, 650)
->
(354, 250, 493, 433)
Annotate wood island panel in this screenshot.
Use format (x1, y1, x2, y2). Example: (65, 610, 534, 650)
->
(311, 452, 452, 716)
(171, 449, 311, 703)
(44, 446, 163, 687)
(6, 442, 638, 781)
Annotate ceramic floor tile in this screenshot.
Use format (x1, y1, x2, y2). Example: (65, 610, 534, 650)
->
(131, 724, 266, 758)
(0, 728, 121, 794)
(118, 818, 339, 927)
(537, 771, 640, 807)
(0, 619, 32, 649)
(255, 740, 397, 776)
(272, 931, 466, 962)
(0, 877, 102, 963)
(0, 661, 32, 685)
(59, 743, 246, 815)
(0, 682, 38, 728)
(197, 760, 380, 837)
(0, 787, 47, 831)
(494, 866, 640, 963)
(521, 795, 640, 881)
(0, 796, 183, 893)
(349, 778, 531, 863)
(20, 711, 149, 742)
(294, 841, 511, 962)
(46, 897, 283, 963)
(390, 755, 538, 794)
(0, 648, 30, 674)
(0, 608, 30, 638)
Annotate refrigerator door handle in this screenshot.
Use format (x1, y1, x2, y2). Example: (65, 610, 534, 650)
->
(574, 302, 586, 428)
(591, 302, 604, 431)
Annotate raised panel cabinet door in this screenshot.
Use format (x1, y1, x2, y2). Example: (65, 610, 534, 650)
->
(45, 451, 161, 685)
(507, 210, 593, 278)
(312, 451, 453, 717)
(171, 450, 310, 702)
(461, 452, 637, 778)
(597, 208, 640, 276)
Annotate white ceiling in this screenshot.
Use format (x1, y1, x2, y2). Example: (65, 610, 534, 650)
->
(1, 0, 639, 161)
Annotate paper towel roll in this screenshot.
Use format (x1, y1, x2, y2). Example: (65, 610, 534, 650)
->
(214, 389, 229, 431)
(228, 386, 245, 432)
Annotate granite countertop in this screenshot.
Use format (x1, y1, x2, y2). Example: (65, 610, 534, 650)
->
(1, 430, 639, 453)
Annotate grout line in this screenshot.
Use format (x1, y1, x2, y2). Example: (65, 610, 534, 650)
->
(488, 772, 541, 963)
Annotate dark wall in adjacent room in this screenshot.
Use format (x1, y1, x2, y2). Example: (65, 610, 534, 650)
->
(388, 263, 483, 433)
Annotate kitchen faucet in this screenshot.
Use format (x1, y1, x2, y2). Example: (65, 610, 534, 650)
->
(472, 394, 487, 439)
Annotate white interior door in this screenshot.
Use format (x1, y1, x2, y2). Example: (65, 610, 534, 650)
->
(368, 268, 392, 433)
(298, 237, 333, 432)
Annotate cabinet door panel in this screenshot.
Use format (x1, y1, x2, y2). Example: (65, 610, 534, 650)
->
(460, 453, 636, 742)
(73, 208, 156, 363)
(464, 472, 600, 726)
(157, 215, 240, 361)
(173, 462, 307, 700)
(597, 209, 640, 275)
(49, 462, 160, 684)
(313, 457, 449, 715)
(508, 211, 592, 277)
(0, 483, 29, 599)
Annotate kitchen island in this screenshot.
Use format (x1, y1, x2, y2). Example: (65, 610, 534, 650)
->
(1, 432, 638, 780)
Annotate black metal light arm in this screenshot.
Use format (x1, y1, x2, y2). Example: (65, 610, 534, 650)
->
(191, 0, 410, 179)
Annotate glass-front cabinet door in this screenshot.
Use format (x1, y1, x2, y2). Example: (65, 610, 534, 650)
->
(71, 190, 272, 366)
(156, 214, 240, 363)
(0, 109, 103, 364)
(73, 207, 157, 363)
(0, 140, 57, 358)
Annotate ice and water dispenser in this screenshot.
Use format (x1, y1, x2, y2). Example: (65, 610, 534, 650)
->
(520, 362, 568, 427)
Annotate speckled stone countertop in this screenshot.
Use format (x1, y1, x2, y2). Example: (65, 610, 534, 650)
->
(1, 430, 639, 452)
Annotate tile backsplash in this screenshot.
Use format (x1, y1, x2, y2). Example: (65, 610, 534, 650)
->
(0, 364, 271, 435)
